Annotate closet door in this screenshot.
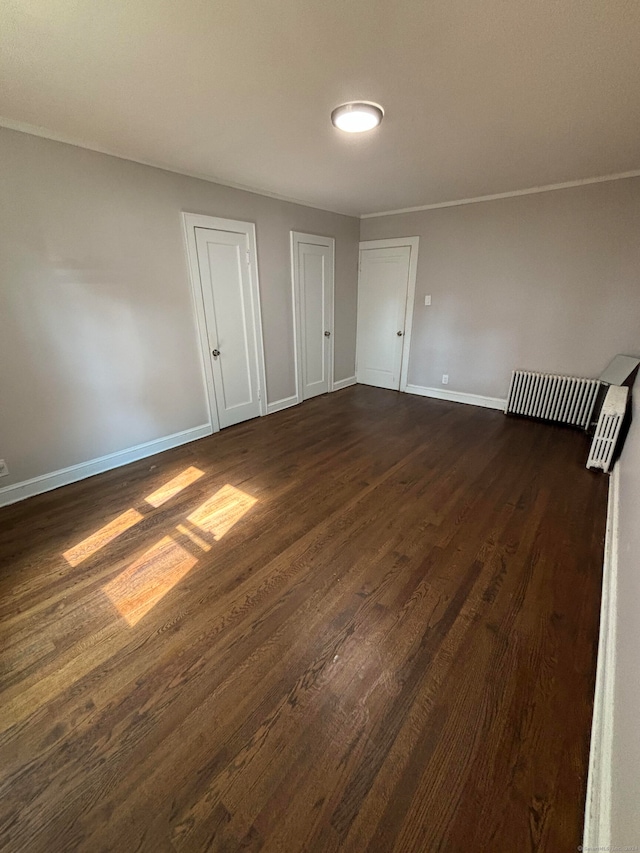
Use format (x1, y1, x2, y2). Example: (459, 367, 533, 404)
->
(194, 226, 262, 428)
(291, 233, 334, 400)
(356, 244, 412, 390)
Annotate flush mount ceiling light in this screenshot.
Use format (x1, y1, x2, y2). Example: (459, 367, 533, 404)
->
(331, 101, 384, 133)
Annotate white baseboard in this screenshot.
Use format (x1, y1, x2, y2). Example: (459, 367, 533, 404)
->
(267, 379, 356, 413)
(0, 423, 212, 508)
(404, 383, 506, 411)
(266, 394, 299, 415)
(583, 464, 619, 849)
(332, 376, 357, 391)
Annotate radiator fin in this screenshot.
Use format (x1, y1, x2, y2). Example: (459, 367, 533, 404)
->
(586, 385, 628, 472)
(505, 370, 600, 429)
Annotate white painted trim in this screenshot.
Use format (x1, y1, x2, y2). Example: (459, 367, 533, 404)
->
(245, 223, 269, 418)
(360, 170, 640, 218)
(583, 464, 619, 851)
(329, 239, 336, 394)
(358, 237, 419, 251)
(182, 214, 221, 433)
(290, 232, 338, 248)
(332, 376, 357, 391)
(268, 378, 356, 412)
(290, 231, 304, 405)
(357, 237, 419, 393)
(5, 119, 637, 222)
(6, 120, 637, 224)
(0, 117, 356, 218)
(0, 424, 211, 508)
(404, 383, 506, 410)
(290, 231, 336, 399)
(266, 395, 300, 415)
(182, 213, 268, 429)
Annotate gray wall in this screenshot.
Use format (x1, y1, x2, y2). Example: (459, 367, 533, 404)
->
(0, 127, 359, 487)
(611, 371, 640, 844)
(361, 179, 640, 399)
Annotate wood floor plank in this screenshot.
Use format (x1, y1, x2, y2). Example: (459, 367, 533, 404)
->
(0, 386, 608, 852)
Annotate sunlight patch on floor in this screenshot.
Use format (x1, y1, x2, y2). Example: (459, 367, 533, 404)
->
(187, 484, 258, 540)
(144, 466, 205, 508)
(63, 508, 143, 567)
(175, 523, 212, 551)
(102, 535, 198, 626)
(98, 484, 258, 625)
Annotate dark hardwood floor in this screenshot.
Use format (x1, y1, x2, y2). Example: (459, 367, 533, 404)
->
(0, 386, 608, 852)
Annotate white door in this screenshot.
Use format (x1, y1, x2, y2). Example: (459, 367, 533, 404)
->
(194, 226, 263, 429)
(291, 233, 334, 400)
(356, 239, 419, 391)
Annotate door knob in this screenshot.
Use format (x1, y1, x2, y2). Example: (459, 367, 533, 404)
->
(212, 349, 220, 358)
(397, 330, 404, 336)
(324, 330, 331, 337)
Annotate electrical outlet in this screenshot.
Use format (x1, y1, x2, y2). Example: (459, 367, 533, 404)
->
(0, 459, 8, 478)
(442, 374, 449, 385)
(424, 294, 432, 306)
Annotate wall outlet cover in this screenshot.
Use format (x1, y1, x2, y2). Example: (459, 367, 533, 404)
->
(0, 460, 9, 478)
(442, 374, 449, 385)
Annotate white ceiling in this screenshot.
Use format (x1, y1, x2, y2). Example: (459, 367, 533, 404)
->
(1, 0, 639, 216)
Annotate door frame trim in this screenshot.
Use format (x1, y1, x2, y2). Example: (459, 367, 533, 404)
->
(290, 231, 335, 403)
(357, 236, 419, 392)
(182, 212, 268, 432)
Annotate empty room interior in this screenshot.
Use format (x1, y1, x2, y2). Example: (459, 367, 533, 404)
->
(1, 1, 639, 851)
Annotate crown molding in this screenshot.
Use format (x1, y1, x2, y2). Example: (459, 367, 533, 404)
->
(0, 117, 358, 219)
(2, 117, 638, 222)
(360, 170, 640, 218)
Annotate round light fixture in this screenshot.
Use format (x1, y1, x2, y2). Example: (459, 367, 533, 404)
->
(331, 101, 384, 133)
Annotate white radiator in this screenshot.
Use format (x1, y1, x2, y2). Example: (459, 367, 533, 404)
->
(505, 370, 600, 429)
(586, 385, 628, 472)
